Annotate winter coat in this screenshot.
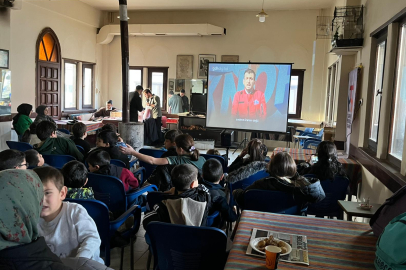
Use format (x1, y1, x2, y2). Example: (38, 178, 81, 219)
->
(34, 137, 84, 162)
(93, 164, 139, 191)
(130, 94, 143, 122)
(233, 174, 326, 209)
(13, 114, 32, 136)
(87, 147, 130, 168)
(145, 164, 177, 192)
(226, 161, 268, 184)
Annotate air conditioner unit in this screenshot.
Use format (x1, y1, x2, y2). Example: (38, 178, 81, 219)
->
(0, 0, 22, 10)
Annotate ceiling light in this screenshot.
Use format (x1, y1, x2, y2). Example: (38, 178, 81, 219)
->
(117, 16, 130, 19)
(256, 0, 268, 23)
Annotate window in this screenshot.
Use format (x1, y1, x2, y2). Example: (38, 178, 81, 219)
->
(148, 67, 168, 111)
(369, 36, 387, 151)
(325, 62, 338, 124)
(389, 23, 406, 161)
(82, 64, 93, 108)
(288, 69, 304, 118)
(129, 67, 143, 92)
(64, 61, 77, 109)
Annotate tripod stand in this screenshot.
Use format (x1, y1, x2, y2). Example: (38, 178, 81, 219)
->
(233, 132, 249, 154)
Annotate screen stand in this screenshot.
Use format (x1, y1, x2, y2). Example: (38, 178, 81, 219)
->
(233, 132, 249, 155)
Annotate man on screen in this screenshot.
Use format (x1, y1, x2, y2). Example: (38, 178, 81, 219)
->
(231, 69, 267, 120)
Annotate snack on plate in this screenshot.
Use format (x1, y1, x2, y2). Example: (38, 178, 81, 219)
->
(257, 235, 287, 253)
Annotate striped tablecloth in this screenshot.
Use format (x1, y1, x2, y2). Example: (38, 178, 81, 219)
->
(56, 120, 104, 133)
(225, 210, 377, 270)
(272, 147, 362, 197)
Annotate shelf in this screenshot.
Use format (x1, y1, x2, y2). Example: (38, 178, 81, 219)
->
(330, 46, 363, 56)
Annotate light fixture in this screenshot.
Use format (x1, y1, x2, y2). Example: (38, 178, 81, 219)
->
(256, 0, 268, 23)
(117, 16, 130, 19)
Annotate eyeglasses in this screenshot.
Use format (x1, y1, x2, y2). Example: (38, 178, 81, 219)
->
(15, 163, 28, 168)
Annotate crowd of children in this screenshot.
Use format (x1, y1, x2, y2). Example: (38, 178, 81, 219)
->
(1, 111, 344, 269)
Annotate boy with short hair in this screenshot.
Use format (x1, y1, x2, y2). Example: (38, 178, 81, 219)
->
(206, 149, 221, 156)
(87, 150, 139, 191)
(35, 121, 84, 162)
(0, 149, 27, 171)
(34, 166, 103, 263)
(25, 149, 46, 168)
(161, 129, 182, 158)
(143, 164, 212, 227)
(202, 159, 237, 222)
(61, 160, 94, 199)
(70, 122, 91, 153)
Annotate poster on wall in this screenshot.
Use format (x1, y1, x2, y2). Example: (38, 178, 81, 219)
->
(198, 54, 216, 78)
(346, 68, 359, 154)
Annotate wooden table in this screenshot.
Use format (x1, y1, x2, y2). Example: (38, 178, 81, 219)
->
(338, 200, 381, 221)
(225, 210, 377, 269)
(288, 119, 324, 128)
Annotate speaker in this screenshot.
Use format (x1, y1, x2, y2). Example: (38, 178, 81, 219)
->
(221, 130, 234, 147)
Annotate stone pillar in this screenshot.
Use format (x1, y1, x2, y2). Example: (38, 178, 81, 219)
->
(119, 122, 144, 150)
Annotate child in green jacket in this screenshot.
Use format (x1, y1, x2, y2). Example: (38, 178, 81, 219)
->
(12, 103, 32, 141)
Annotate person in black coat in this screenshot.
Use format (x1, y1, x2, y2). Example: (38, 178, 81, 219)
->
(179, 89, 189, 112)
(130, 85, 144, 122)
(228, 138, 268, 173)
(233, 152, 326, 209)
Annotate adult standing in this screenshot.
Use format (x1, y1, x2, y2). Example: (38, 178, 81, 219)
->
(130, 85, 144, 122)
(168, 90, 183, 114)
(179, 89, 189, 112)
(143, 89, 162, 143)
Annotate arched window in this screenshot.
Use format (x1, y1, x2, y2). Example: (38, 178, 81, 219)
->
(36, 28, 61, 119)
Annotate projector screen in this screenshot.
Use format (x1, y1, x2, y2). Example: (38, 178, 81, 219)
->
(206, 63, 292, 133)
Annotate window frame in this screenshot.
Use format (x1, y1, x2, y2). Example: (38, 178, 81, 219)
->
(368, 33, 388, 153)
(147, 67, 168, 112)
(129, 66, 143, 92)
(325, 61, 339, 124)
(288, 69, 305, 119)
(63, 59, 78, 110)
(82, 63, 94, 109)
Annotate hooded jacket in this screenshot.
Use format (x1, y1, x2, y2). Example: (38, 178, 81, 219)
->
(34, 137, 84, 162)
(233, 173, 326, 209)
(93, 164, 139, 191)
(143, 185, 211, 228)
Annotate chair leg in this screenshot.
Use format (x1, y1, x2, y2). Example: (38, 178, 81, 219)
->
(120, 247, 125, 270)
(130, 237, 135, 270)
(146, 250, 152, 270)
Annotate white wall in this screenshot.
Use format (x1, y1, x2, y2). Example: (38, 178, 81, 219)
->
(10, 0, 104, 112)
(103, 9, 327, 121)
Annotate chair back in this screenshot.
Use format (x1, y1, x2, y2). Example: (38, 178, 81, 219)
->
(228, 170, 270, 209)
(304, 128, 314, 133)
(86, 173, 127, 217)
(58, 128, 70, 134)
(146, 222, 227, 270)
(6, 141, 33, 151)
(201, 154, 227, 173)
(42, 154, 76, 169)
(317, 128, 324, 137)
(303, 139, 321, 150)
(110, 159, 126, 168)
(139, 148, 166, 179)
(76, 145, 85, 155)
(305, 174, 349, 218)
(244, 189, 302, 215)
(64, 199, 111, 266)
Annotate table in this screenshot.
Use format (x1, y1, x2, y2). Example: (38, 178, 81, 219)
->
(225, 210, 377, 270)
(338, 200, 381, 221)
(288, 119, 324, 129)
(55, 120, 104, 133)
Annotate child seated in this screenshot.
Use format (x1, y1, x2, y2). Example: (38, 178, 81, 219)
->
(21, 122, 41, 145)
(61, 161, 94, 199)
(34, 166, 103, 263)
(161, 129, 182, 158)
(87, 150, 139, 191)
(206, 149, 220, 156)
(34, 121, 84, 162)
(202, 159, 237, 222)
(25, 149, 46, 168)
(70, 122, 91, 153)
(143, 164, 211, 227)
(0, 149, 27, 171)
(88, 130, 130, 168)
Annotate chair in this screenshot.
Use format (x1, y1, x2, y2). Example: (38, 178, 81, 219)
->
(110, 159, 126, 168)
(42, 154, 76, 169)
(146, 222, 228, 270)
(297, 128, 315, 135)
(304, 174, 350, 219)
(86, 173, 157, 217)
(76, 145, 85, 155)
(6, 141, 33, 151)
(244, 189, 306, 215)
(138, 148, 166, 180)
(299, 128, 324, 147)
(58, 128, 70, 134)
(201, 154, 227, 173)
(303, 139, 322, 149)
(64, 198, 141, 270)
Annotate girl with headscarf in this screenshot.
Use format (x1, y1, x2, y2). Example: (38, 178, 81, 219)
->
(34, 105, 56, 127)
(12, 103, 33, 140)
(0, 170, 70, 269)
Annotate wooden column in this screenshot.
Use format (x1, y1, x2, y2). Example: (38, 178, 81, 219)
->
(119, 0, 129, 123)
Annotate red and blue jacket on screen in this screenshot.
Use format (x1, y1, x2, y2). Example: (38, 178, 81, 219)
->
(231, 89, 267, 119)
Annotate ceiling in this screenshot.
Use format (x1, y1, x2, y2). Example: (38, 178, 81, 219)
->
(78, 0, 335, 11)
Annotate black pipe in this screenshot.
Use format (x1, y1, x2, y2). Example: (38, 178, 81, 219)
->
(119, 0, 129, 123)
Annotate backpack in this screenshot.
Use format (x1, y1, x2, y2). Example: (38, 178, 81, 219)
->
(370, 185, 406, 236)
(375, 212, 406, 270)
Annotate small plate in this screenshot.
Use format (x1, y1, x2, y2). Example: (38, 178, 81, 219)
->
(358, 204, 373, 210)
(250, 237, 292, 256)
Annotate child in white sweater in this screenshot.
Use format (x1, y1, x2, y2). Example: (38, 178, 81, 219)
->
(34, 167, 103, 264)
